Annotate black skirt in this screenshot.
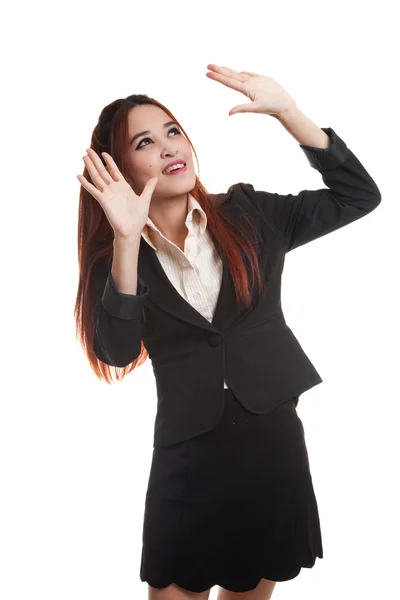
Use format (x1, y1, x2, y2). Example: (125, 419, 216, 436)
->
(140, 387, 323, 594)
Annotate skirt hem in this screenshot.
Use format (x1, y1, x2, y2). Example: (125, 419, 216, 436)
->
(141, 554, 323, 593)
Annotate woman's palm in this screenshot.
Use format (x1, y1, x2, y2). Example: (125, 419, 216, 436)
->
(77, 149, 158, 238)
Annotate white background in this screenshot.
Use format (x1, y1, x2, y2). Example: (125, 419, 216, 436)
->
(2, 0, 399, 598)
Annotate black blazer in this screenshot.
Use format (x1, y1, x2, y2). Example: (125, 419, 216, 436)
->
(92, 127, 381, 448)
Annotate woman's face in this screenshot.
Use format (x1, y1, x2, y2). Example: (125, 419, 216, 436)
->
(126, 104, 196, 200)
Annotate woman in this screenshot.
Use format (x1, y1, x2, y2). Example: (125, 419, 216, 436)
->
(74, 65, 381, 599)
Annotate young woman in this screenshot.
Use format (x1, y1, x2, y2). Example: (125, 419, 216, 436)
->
(74, 65, 381, 600)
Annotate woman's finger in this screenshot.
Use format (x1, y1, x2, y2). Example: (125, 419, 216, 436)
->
(207, 64, 246, 83)
(77, 174, 102, 202)
(85, 149, 114, 186)
(206, 70, 246, 94)
(82, 154, 107, 193)
(86, 148, 118, 184)
(240, 71, 261, 77)
(101, 152, 123, 181)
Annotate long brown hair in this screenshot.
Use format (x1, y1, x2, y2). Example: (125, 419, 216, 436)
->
(74, 94, 265, 384)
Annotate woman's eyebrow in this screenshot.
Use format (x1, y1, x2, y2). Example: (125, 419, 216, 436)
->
(130, 121, 178, 145)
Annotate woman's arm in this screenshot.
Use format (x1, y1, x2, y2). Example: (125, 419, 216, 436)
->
(276, 105, 332, 149)
(92, 233, 149, 367)
(238, 126, 381, 252)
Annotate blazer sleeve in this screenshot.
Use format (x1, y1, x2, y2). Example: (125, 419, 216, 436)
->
(236, 127, 382, 252)
(91, 257, 149, 368)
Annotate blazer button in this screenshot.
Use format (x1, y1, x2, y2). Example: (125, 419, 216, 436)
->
(208, 334, 221, 347)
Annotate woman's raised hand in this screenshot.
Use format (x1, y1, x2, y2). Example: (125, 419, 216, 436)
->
(77, 149, 158, 239)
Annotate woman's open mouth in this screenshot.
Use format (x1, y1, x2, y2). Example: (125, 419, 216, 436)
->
(163, 163, 187, 176)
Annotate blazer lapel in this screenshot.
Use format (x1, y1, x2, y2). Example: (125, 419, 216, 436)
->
(137, 190, 257, 334)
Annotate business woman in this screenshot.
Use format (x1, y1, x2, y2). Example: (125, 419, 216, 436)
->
(75, 65, 381, 600)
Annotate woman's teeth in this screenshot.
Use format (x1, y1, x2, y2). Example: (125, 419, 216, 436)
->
(163, 163, 187, 175)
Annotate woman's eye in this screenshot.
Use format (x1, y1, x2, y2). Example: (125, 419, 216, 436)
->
(136, 127, 181, 150)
